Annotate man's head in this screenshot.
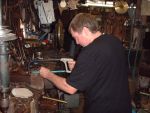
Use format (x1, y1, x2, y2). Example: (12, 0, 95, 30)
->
(69, 13, 100, 34)
(69, 13, 101, 47)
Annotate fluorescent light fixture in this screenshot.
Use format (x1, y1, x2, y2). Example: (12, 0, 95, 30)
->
(81, 0, 114, 7)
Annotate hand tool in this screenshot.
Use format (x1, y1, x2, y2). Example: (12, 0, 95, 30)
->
(29, 58, 74, 74)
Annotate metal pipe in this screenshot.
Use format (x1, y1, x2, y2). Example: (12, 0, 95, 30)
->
(31, 70, 66, 75)
(0, 0, 2, 26)
(0, 42, 9, 93)
(0, 41, 9, 113)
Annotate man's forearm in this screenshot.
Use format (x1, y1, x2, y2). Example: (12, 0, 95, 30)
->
(46, 72, 77, 94)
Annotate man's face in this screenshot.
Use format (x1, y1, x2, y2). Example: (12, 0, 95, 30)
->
(70, 29, 87, 47)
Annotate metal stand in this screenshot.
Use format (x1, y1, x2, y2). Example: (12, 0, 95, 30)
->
(0, 30, 16, 113)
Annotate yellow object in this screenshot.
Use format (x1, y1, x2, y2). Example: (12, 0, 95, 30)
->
(115, 1, 129, 14)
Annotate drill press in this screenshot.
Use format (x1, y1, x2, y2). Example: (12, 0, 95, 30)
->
(0, 27, 16, 113)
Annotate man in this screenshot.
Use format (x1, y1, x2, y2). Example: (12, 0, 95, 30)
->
(40, 13, 132, 113)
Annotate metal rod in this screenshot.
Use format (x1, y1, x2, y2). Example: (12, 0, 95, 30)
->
(31, 70, 66, 75)
(32, 58, 61, 62)
(140, 92, 150, 96)
(0, 0, 2, 26)
(43, 96, 67, 104)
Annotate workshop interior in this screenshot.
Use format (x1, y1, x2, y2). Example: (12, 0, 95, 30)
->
(0, 0, 150, 113)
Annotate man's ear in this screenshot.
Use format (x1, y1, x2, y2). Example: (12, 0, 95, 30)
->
(82, 26, 90, 35)
(83, 26, 88, 31)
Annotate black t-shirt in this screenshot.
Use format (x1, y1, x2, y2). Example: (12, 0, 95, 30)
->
(67, 34, 132, 113)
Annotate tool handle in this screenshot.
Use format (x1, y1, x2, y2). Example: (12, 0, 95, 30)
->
(60, 58, 74, 73)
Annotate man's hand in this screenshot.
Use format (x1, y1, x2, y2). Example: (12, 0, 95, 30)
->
(68, 60, 76, 71)
(39, 66, 77, 94)
(40, 66, 52, 79)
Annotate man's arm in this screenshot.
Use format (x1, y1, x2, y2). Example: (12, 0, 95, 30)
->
(40, 67, 77, 94)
